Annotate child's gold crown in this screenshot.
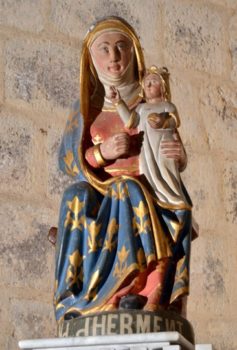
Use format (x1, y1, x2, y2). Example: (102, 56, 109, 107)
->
(145, 65, 169, 77)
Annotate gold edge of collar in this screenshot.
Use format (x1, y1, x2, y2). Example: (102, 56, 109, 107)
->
(102, 93, 143, 112)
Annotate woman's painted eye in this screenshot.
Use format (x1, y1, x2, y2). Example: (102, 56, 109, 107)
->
(117, 42, 127, 50)
(100, 46, 109, 53)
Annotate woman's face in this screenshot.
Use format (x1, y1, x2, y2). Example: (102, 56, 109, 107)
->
(90, 32, 133, 78)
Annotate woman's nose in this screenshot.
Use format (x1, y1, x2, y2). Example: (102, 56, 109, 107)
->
(110, 47, 120, 62)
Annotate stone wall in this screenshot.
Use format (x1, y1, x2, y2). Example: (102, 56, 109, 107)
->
(0, 1, 236, 349)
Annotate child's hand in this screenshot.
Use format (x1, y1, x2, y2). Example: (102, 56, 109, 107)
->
(108, 86, 121, 104)
(148, 113, 166, 129)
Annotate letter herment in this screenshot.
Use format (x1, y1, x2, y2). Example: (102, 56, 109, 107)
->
(107, 314, 118, 335)
(136, 314, 151, 333)
(92, 315, 106, 336)
(120, 313, 133, 334)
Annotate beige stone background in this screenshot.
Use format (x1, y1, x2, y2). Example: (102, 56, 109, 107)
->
(0, 0, 236, 349)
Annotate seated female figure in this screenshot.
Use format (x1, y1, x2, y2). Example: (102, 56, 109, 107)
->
(54, 17, 192, 323)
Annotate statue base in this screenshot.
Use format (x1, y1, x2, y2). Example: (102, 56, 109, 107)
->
(19, 332, 213, 350)
(58, 310, 195, 344)
(19, 310, 213, 350)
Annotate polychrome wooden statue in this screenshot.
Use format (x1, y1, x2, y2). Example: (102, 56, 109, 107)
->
(54, 16, 192, 324)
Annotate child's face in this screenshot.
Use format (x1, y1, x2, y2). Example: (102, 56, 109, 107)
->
(144, 74, 162, 100)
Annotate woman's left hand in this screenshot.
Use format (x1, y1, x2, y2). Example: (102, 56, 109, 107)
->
(160, 132, 187, 171)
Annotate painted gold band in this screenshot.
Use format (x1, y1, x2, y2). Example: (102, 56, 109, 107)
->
(93, 144, 107, 167)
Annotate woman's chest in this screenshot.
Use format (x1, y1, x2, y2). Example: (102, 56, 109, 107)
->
(90, 111, 137, 145)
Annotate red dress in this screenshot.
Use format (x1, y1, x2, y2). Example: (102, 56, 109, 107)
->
(85, 108, 141, 177)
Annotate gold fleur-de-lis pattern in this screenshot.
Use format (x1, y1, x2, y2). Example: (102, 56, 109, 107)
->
(63, 151, 80, 177)
(113, 245, 130, 279)
(109, 181, 129, 201)
(65, 110, 79, 134)
(133, 201, 152, 236)
(87, 221, 102, 253)
(55, 175, 192, 321)
(66, 250, 84, 290)
(103, 218, 119, 252)
(64, 196, 85, 231)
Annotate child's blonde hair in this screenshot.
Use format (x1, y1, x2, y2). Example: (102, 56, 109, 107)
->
(142, 65, 169, 101)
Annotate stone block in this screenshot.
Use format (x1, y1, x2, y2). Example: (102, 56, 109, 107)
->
(181, 152, 223, 232)
(130, 0, 162, 65)
(47, 125, 74, 203)
(163, 2, 228, 75)
(50, 0, 162, 64)
(5, 38, 80, 113)
(0, 110, 35, 194)
(50, 0, 140, 39)
(169, 72, 208, 153)
(225, 233, 237, 316)
(0, 200, 56, 292)
(206, 0, 226, 6)
(0, 292, 10, 350)
(7, 298, 56, 350)
(229, 13, 237, 83)
(189, 234, 228, 313)
(0, 0, 45, 33)
(193, 319, 237, 350)
(0, 39, 4, 104)
(199, 81, 237, 153)
(226, 0, 237, 9)
(223, 158, 237, 225)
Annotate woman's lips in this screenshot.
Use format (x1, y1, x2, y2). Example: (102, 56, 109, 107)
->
(108, 64, 121, 72)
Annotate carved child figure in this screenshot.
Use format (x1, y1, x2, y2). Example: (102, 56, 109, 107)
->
(109, 66, 190, 208)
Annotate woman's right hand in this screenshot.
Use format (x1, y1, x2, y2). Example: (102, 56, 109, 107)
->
(100, 132, 130, 160)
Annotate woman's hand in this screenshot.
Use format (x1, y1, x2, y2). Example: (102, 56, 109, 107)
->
(100, 132, 130, 160)
(161, 132, 187, 171)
